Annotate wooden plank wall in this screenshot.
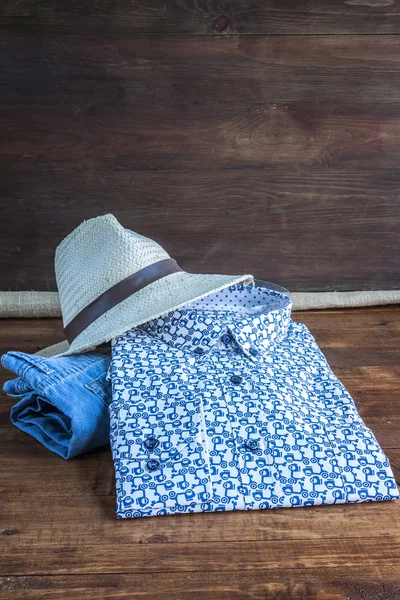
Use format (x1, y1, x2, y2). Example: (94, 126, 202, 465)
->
(0, 1, 399, 292)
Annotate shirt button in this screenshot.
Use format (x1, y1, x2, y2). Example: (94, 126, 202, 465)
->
(249, 347, 258, 356)
(146, 459, 160, 471)
(144, 437, 159, 450)
(230, 375, 243, 385)
(222, 333, 233, 345)
(245, 439, 259, 451)
(194, 347, 205, 355)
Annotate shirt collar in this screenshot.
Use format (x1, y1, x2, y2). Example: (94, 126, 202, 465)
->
(138, 283, 292, 357)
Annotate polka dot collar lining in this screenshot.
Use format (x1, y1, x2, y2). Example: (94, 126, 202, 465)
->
(138, 283, 292, 356)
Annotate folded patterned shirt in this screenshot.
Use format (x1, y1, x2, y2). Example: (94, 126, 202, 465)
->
(109, 282, 399, 518)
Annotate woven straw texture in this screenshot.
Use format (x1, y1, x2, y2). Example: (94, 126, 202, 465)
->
(2, 288, 399, 359)
(34, 214, 254, 356)
(0, 292, 62, 318)
(1, 289, 399, 319)
(56, 214, 171, 326)
(292, 289, 400, 310)
(64, 271, 254, 355)
(2, 213, 398, 358)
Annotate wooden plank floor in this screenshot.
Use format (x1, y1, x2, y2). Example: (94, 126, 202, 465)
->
(0, 308, 399, 599)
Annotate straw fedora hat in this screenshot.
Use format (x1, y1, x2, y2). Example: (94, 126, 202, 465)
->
(38, 214, 254, 358)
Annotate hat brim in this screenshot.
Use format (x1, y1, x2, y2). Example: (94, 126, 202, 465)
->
(36, 271, 254, 358)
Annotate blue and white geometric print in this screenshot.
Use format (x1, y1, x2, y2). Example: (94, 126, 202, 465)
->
(109, 283, 399, 518)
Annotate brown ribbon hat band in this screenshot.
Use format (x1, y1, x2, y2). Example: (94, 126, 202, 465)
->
(63, 258, 183, 344)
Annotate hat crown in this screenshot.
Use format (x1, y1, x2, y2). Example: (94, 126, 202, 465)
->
(55, 214, 170, 326)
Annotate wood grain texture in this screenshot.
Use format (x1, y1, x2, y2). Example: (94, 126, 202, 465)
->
(1, 474, 400, 537)
(1, 33, 400, 291)
(4, 36, 400, 110)
(3, 37, 400, 168)
(1, 568, 400, 600)
(1, 0, 400, 592)
(2, 0, 400, 36)
(2, 538, 400, 576)
(0, 308, 399, 597)
(1, 167, 400, 291)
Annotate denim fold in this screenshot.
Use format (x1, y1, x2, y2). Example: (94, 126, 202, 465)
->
(2, 350, 111, 459)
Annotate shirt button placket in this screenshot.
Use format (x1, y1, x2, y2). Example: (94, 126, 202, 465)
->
(228, 371, 251, 507)
(228, 360, 264, 509)
(206, 356, 243, 510)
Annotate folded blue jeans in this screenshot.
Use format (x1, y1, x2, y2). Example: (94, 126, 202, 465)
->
(2, 351, 111, 459)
